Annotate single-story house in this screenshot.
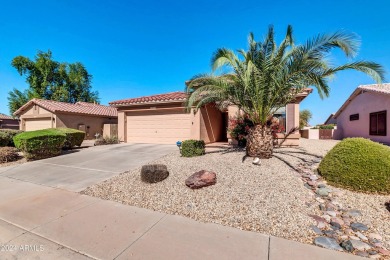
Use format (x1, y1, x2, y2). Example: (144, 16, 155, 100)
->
(14, 99, 118, 139)
(333, 83, 390, 144)
(0, 113, 19, 130)
(324, 113, 337, 125)
(109, 89, 312, 145)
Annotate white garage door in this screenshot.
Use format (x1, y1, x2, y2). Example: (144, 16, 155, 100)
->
(25, 118, 52, 131)
(126, 110, 191, 144)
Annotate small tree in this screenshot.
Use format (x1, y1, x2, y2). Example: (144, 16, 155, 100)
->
(300, 109, 312, 129)
(8, 50, 99, 114)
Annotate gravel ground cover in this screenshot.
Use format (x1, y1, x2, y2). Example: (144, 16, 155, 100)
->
(82, 139, 389, 253)
(0, 156, 26, 168)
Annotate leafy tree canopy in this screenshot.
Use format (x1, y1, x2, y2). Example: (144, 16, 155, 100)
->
(186, 25, 385, 126)
(8, 50, 99, 114)
(300, 109, 312, 129)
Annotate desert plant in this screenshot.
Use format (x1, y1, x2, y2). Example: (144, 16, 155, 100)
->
(228, 116, 254, 147)
(55, 128, 85, 149)
(186, 25, 384, 158)
(181, 140, 206, 157)
(318, 138, 390, 194)
(300, 109, 312, 129)
(0, 129, 23, 147)
(94, 135, 119, 146)
(140, 164, 169, 183)
(13, 129, 66, 160)
(0, 147, 19, 163)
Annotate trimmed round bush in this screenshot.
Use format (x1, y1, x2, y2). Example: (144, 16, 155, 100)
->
(0, 147, 19, 163)
(181, 139, 205, 157)
(13, 129, 66, 160)
(141, 164, 169, 183)
(318, 138, 390, 194)
(55, 128, 85, 149)
(0, 129, 23, 147)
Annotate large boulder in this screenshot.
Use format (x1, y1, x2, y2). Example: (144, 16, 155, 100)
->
(141, 164, 169, 183)
(185, 170, 216, 189)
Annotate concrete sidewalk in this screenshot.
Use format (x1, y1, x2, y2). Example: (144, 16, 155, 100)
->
(0, 176, 361, 260)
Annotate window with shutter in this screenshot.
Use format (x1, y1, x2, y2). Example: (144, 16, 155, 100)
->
(369, 111, 387, 136)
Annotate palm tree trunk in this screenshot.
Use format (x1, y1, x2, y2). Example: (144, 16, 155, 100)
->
(246, 124, 273, 158)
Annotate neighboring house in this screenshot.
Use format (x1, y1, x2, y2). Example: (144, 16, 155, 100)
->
(324, 113, 337, 125)
(109, 89, 312, 145)
(333, 83, 390, 144)
(0, 113, 19, 130)
(14, 99, 118, 139)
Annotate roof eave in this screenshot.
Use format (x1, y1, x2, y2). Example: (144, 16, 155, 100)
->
(110, 99, 186, 107)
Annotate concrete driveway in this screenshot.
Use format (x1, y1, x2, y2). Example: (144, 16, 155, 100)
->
(0, 143, 176, 192)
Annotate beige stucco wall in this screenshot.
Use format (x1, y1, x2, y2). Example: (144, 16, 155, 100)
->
(300, 129, 319, 139)
(22, 104, 51, 116)
(335, 91, 390, 143)
(55, 113, 118, 139)
(117, 111, 126, 142)
(286, 103, 299, 133)
(199, 104, 225, 143)
(18, 104, 54, 130)
(116, 101, 301, 145)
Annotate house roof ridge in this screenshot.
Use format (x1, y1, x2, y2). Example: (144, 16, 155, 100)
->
(14, 99, 117, 117)
(109, 91, 187, 106)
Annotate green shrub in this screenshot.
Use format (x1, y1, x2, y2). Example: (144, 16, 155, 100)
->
(94, 136, 119, 146)
(319, 124, 335, 129)
(0, 129, 23, 147)
(0, 147, 19, 163)
(13, 129, 66, 160)
(318, 138, 390, 194)
(55, 128, 85, 149)
(181, 139, 205, 157)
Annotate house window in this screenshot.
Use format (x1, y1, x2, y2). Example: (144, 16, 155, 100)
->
(273, 106, 286, 133)
(349, 114, 359, 121)
(369, 111, 386, 136)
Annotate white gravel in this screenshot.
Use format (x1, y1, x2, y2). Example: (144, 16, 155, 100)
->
(82, 138, 390, 247)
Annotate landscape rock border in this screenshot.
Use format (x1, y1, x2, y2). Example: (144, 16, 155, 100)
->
(295, 161, 389, 258)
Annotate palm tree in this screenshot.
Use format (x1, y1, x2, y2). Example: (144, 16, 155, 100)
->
(186, 25, 385, 158)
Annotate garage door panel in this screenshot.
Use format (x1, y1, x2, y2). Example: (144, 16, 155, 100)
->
(128, 129, 190, 134)
(24, 118, 52, 131)
(128, 130, 190, 137)
(126, 110, 191, 144)
(127, 124, 190, 130)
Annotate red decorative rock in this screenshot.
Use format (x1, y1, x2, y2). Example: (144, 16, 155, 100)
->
(378, 248, 390, 256)
(308, 214, 327, 223)
(185, 170, 216, 189)
(331, 217, 344, 226)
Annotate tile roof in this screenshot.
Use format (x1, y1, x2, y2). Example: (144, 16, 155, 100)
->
(334, 83, 390, 118)
(109, 88, 313, 106)
(14, 99, 117, 117)
(358, 83, 390, 94)
(109, 92, 187, 106)
(0, 113, 14, 120)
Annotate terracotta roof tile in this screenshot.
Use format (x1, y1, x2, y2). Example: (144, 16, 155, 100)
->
(0, 113, 14, 120)
(109, 91, 187, 106)
(14, 99, 117, 117)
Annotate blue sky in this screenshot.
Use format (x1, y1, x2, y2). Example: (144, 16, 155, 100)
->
(0, 0, 389, 125)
